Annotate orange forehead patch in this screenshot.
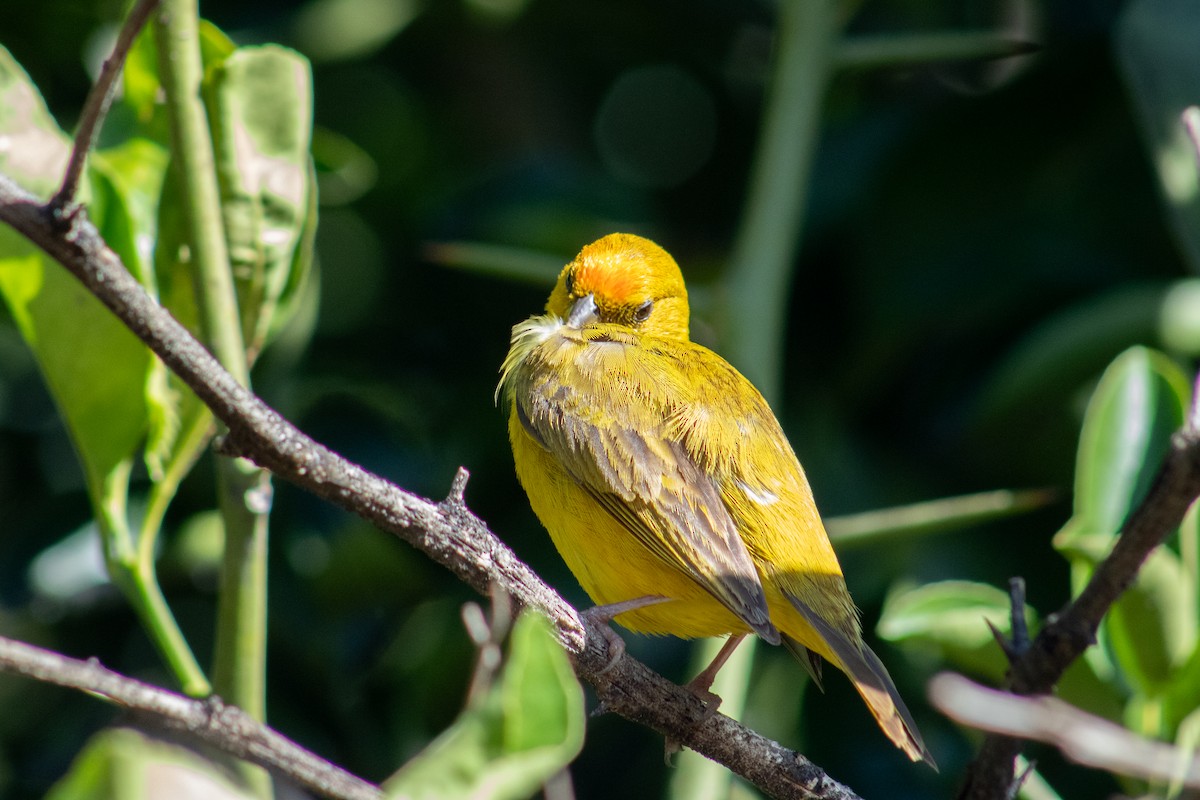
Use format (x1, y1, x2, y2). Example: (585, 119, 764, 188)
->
(572, 243, 647, 304)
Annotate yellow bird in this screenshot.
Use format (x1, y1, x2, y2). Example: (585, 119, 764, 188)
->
(497, 233, 933, 766)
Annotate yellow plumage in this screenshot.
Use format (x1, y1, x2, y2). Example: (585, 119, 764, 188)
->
(497, 233, 933, 765)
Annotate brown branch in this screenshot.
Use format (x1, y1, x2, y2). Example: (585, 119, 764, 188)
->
(0, 171, 861, 800)
(932, 673, 1200, 789)
(0, 635, 381, 800)
(51, 0, 161, 210)
(956, 420, 1200, 798)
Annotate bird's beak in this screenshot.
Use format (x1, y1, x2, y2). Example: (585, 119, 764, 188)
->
(565, 293, 599, 328)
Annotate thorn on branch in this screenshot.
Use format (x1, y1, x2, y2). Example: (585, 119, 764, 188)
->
(984, 618, 1014, 663)
(986, 577, 1030, 664)
(441, 467, 471, 512)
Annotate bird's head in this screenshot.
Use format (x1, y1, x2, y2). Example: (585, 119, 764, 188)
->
(546, 233, 691, 341)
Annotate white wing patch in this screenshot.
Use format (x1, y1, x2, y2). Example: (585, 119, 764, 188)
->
(737, 480, 779, 506)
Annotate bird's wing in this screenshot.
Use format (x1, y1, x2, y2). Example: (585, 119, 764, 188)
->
(661, 344, 864, 639)
(513, 332, 779, 644)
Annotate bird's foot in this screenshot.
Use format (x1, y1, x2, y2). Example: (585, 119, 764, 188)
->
(581, 595, 671, 675)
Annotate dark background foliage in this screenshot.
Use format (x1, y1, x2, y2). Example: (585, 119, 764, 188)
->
(0, 1, 1188, 798)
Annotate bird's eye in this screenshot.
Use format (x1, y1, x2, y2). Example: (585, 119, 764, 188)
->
(633, 299, 653, 324)
(564, 270, 576, 297)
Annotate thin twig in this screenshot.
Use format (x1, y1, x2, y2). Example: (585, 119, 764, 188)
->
(932, 673, 1200, 788)
(51, 0, 161, 210)
(0, 171, 861, 800)
(0, 635, 381, 800)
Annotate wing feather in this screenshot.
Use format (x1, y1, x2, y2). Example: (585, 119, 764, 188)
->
(513, 333, 780, 644)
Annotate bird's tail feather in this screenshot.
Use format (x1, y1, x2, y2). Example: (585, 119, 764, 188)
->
(785, 594, 936, 769)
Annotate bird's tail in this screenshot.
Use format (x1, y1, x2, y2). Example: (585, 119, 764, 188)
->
(784, 595, 936, 769)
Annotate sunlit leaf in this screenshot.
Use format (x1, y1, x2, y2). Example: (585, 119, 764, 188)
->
(1054, 347, 1188, 579)
(878, 580, 1031, 683)
(0, 45, 70, 196)
(0, 50, 153, 538)
(384, 612, 584, 800)
(202, 44, 316, 354)
(45, 727, 254, 800)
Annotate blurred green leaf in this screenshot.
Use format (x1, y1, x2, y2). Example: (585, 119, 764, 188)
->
(976, 282, 1200, 432)
(1117, 0, 1200, 274)
(1056, 654, 1128, 724)
(827, 487, 1056, 548)
(1160, 631, 1200, 733)
(197, 18, 237, 66)
(425, 240, 567, 287)
(384, 612, 584, 800)
(836, 31, 1038, 72)
(878, 580, 1032, 683)
(120, 20, 235, 144)
(291, 0, 422, 62)
(1167, 704, 1200, 798)
(311, 126, 378, 205)
(1107, 546, 1198, 695)
(1054, 347, 1187, 572)
(1044, 344, 1200, 718)
(45, 727, 253, 800)
(203, 44, 316, 354)
(122, 26, 164, 131)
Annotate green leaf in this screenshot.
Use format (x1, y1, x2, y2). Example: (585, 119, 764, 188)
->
(500, 612, 585, 755)
(197, 18, 237, 67)
(1054, 347, 1188, 580)
(1056, 654, 1127, 724)
(384, 612, 585, 800)
(119, 20, 235, 145)
(1050, 347, 1190, 694)
(90, 138, 169, 285)
(1167, 704, 1200, 799)
(1108, 546, 1198, 694)
(975, 283, 1200, 433)
(45, 727, 254, 800)
(122, 26, 164, 130)
(203, 44, 316, 354)
(1161, 641, 1200, 734)
(0, 55, 154, 540)
(0, 236, 150, 532)
(0, 45, 71, 196)
(877, 580, 1031, 683)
